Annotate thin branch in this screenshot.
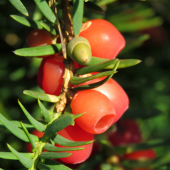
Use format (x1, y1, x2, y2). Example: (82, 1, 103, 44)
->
(61, 0, 74, 42)
(55, 0, 75, 113)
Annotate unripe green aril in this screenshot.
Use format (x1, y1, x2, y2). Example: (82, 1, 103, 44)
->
(67, 37, 92, 65)
(72, 43, 92, 65)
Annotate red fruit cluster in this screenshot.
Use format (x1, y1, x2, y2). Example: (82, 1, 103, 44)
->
(26, 19, 128, 164)
(108, 119, 156, 170)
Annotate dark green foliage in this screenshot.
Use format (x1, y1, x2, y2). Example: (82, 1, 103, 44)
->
(23, 90, 60, 103)
(76, 58, 119, 75)
(40, 20, 57, 35)
(38, 99, 51, 122)
(38, 159, 72, 170)
(53, 134, 94, 147)
(73, 0, 84, 36)
(34, 0, 57, 24)
(72, 73, 114, 91)
(40, 152, 71, 159)
(0, 152, 34, 160)
(72, 60, 119, 90)
(20, 122, 36, 149)
(18, 100, 46, 132)
(44, 114, 74, 138)
(86, 56, 141, 69)
(71, 70, 117, 85)
(11, 15, 43, 29)
(44, 143, 84, 151)
(14, 44, 62, 57)
(7, 144, 33, 168)
(0, 120, 38, 129)
(9, 0, 28, 16)
(0, 114, 39, 142)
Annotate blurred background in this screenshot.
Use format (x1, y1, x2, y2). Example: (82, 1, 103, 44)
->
(0, 0, 170, 169)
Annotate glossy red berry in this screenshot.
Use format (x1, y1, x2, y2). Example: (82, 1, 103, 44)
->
(26, 29, 53, 47)
(108, 119, 142, 146)
(134, 168, 151, 170)
(79, 19, 125, 59)
(123, 149, 156, 170)
(123, 149, 156, 161)
(55, 123, 94, 164)
(71, 90, 116, 134)
(26, 130, 44, 153)
(37, 53, 64, 96)
(75, 73, 129, 124)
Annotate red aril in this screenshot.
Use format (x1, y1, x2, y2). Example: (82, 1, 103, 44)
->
(123, 149, 156, 161)
(71, 90, 116, 134)
(37, 53, 64, 96)
(123, 149, 156, 170)
(56, 123, 94, 164)
(79, 19, 125, 59)
(26, 29, 53, 47)
(73, 72, 129, 124)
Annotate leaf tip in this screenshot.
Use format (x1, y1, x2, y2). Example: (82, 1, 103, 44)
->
(18, 99, 21, 104)
(7, 143, 10, 148)
(68, 153, 72, 157)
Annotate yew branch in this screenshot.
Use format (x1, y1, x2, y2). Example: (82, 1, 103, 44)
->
(55, 0, 75, 113)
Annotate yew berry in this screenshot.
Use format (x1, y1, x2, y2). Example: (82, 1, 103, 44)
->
(71, 90, 116, 134)
(37, 53, 64, 96)
(123, 149, 156, 170)
(93, 78, 129, 124)
(108, 119, 142, 146)
(26, 29, 53, 47)
(134, 168, 151, 170)
(75, 72, 129, 124)
(26, 130, 44, 153)
(55, 123, 94, 164)
(79, 19, 125, 59)
(123, 149, 156, 161)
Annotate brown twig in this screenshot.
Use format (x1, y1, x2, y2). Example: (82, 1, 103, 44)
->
(61, 0, 74, 42)
(53, 0, 75, 113)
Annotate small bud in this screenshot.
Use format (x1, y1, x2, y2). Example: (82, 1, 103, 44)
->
(40, 158, 45, 163)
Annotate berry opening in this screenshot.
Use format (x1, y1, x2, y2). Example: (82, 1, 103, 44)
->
(95, 114, 115, 134)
